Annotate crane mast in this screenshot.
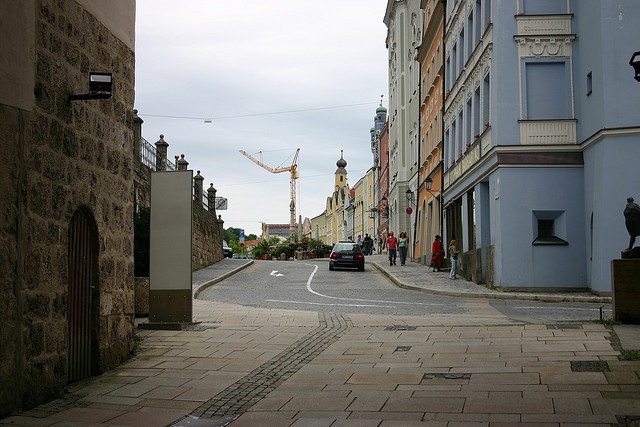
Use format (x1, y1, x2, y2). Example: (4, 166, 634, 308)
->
(239, 148, 300, 241)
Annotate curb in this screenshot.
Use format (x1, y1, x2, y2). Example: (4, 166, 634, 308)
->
(371, 262, 611, 304)
(193, 260, 254, 298)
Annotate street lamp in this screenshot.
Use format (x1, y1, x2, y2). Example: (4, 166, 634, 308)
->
(405, 189, 415, 214)
(630, 51, 640, 82)
(425, 177, 434, 192)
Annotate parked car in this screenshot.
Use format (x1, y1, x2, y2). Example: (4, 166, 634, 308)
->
(329, 241, 365, 271)
(223, 241, 233, 258)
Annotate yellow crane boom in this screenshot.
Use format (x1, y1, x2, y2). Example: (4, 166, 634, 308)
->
(239, 148, 300, 240)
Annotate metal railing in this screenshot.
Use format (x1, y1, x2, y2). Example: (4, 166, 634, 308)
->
(140, 137, 176, 171)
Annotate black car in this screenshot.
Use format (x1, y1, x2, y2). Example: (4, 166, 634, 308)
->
(329, 241, 365, 271)
(223, 241, 233, 258)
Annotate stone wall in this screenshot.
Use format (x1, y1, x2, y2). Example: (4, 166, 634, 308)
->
(192, 201, 224, 270)
(0, 0, 135, 414)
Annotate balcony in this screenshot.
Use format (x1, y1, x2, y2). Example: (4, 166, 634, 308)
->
(519, 120, 577, 145)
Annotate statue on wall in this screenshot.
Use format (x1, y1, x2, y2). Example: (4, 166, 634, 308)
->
(624, 197, 640, 252)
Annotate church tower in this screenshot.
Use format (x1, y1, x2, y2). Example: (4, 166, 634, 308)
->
(334, 150, 348, 191)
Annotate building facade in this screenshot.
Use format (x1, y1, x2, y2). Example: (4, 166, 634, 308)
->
(384, 0, 422, 239)
(349, 169, 377, 243)
(309, 211, 327, 242)
(414, 0, 445, 264)
(1, 0, 136, 414)
(441, 0, 640, 292)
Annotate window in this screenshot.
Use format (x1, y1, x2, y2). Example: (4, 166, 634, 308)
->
(586, 71, 592, 96)
(473, 86, 481, 136)
(475, 0, 482, 44)
(452, 43, 457, 84)
(523, 59, 571, 119)
(467, 11, 475, 56)
(459, 29, 465, 72)
(458, 109, 464, 157)
(444, 127, 450, 168)
(465, 98, 472, 149)
(522, 0, 567, 14)
(484, 0, 491, 27)
(482, 73, 490, 126)
(445, 55, 451, 91)
(451, 120, 457, 163)
(532, 210, 568, 245)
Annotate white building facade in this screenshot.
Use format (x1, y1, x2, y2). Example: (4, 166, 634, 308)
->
(384, 0, 422, 237)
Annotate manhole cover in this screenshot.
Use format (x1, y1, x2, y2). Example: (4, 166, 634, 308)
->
(546, 324, 583, 330)
(385, 325, 417, 331)
(570, 361, 610, 372)
(423, 373, 471, 380)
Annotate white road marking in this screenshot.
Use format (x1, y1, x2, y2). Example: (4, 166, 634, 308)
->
(266, 299, 396, 308)
(302, 263, 446, 307)
(270, 270, 284, 277)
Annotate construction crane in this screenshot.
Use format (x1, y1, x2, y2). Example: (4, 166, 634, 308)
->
(239, 148, 300, 241)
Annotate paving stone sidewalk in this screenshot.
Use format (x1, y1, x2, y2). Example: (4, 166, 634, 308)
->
(366, 254, 611, 304)
(2, 258, 639, 427)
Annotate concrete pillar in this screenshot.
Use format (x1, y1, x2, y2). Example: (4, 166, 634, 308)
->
(133, 109, 143, 161)
(155, 135, 168, 171)
(177, 154, 188, 171)
(207, 183, 217, 213)
(194, 170, 204, 205)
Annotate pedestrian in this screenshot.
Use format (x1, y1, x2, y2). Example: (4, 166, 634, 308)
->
(387, 231, 398, 266)
(357, 235, 363, 250)
(448, 239, 459, 279)
(363, 233, 373, 255)
(430, 235, 444, 272)
(398, 231, 409, 265)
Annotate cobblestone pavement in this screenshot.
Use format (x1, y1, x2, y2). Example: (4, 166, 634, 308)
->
(2, 258, 639, 427)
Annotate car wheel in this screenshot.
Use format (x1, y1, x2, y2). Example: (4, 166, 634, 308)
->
(329, 264, 334, 271)
(358, 266, 365, 271)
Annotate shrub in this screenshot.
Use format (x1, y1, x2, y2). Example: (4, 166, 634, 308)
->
(134, 207, 150, 277)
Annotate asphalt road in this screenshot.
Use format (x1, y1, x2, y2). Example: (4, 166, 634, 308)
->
(197, 260, 612, 322)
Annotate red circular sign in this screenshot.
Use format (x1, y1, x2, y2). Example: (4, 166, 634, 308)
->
(406, 207, 413, 215)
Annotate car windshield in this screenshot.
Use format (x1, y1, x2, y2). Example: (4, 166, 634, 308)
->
(334, 243, 359, 252)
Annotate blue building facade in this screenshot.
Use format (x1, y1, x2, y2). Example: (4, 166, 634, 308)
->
(442, 0, 640, 293)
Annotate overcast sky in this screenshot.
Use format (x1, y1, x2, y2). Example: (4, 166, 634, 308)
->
(135, 0, 389, 237)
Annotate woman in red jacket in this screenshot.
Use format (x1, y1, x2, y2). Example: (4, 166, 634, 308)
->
(430, 235, 444, 272)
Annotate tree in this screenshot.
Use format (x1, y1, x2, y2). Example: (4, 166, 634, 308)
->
(223, 227, 240, 244)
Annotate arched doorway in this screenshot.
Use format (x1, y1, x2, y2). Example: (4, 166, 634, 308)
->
(67, 206, 99, 382)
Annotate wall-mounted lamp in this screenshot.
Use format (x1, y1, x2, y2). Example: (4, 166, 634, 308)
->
(405, 188, 413, 202)
(425, 177, 434, 192)
(69, 72, 112, 101)
(405, 189, 416, 214)
(630, 51, 640, 82)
